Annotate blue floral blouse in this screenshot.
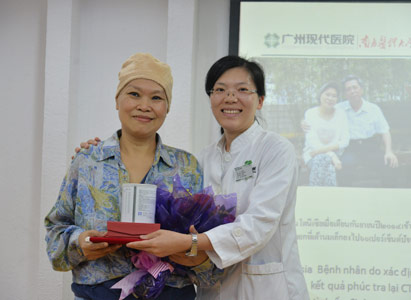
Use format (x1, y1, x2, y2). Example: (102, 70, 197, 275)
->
(45, 130, 221, 288)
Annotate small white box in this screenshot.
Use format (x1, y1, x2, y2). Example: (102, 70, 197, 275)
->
(121, 183, 157, 223)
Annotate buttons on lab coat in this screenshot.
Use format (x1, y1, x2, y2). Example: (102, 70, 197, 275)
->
(233, 227, 243, 237)
(223, 152, 231, 162)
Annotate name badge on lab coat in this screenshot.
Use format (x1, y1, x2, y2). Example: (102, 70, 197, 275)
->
(234, 163, 255, 181)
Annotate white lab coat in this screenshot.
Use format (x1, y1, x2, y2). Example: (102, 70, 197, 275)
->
(196, 122, 309, 300)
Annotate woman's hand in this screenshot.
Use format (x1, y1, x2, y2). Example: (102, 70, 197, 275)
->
(169, 251, 209, 266)
(72, 137, 101, 159)
(301, 119, 311, 132)
(309, 149, 319, 157)
(331, 155, 342, 170)
(126, 230, 191, 257)
(168, 225, 209, 266)
(78, 230, 122, 261)
(384, 151, 399, 168)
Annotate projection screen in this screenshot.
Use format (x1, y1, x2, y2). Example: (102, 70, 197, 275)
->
(231, 1, 411, 299)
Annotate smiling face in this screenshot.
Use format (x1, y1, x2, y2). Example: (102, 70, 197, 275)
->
(344, 79, 363, 104)
(210, 67, 264, 140)
(319, 87, 338, 110)
(116, 78, 168, 139)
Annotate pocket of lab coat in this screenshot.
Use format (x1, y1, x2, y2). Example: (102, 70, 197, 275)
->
(241, 262, 289, 300)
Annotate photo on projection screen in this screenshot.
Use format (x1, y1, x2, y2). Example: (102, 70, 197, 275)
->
(254, 56, 411, 189)
(232, 1, 411, 300)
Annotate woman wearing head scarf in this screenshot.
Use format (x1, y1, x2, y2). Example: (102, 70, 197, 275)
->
(45, 53, 219, 300)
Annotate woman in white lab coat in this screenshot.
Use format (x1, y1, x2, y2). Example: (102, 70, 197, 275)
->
(126, 55, 309, 300)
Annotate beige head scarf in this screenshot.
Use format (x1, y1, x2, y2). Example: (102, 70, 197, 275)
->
(116, 53, 173, 112)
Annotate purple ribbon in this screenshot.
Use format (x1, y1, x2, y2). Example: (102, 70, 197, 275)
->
(111, 252, 174, 300)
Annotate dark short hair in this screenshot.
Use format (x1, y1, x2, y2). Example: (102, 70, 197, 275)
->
(318, 81, 340, 101)
(205, 55, 266, 97)
(342, 75, 363, 88)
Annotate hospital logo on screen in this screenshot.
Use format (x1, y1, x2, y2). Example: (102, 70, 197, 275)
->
(263, 32, 411, 51)
(264, 33, 280, 48)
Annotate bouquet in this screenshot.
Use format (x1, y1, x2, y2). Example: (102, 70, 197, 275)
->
(112, 175, 236, 300)
(155, 175, 236, 234)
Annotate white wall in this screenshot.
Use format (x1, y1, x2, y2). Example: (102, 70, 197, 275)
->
(0, 0, 230, 299)
(192, 0, 231, 154)
(0, 0, 47, 299)
(0, 0, 46, 300)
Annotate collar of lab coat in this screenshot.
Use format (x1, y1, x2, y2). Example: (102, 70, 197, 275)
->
(217, 121, 262, 155)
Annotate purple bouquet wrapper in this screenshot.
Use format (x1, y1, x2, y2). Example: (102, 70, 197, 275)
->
(155, 175, 237, 234)
(132, 268, 171, 300)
